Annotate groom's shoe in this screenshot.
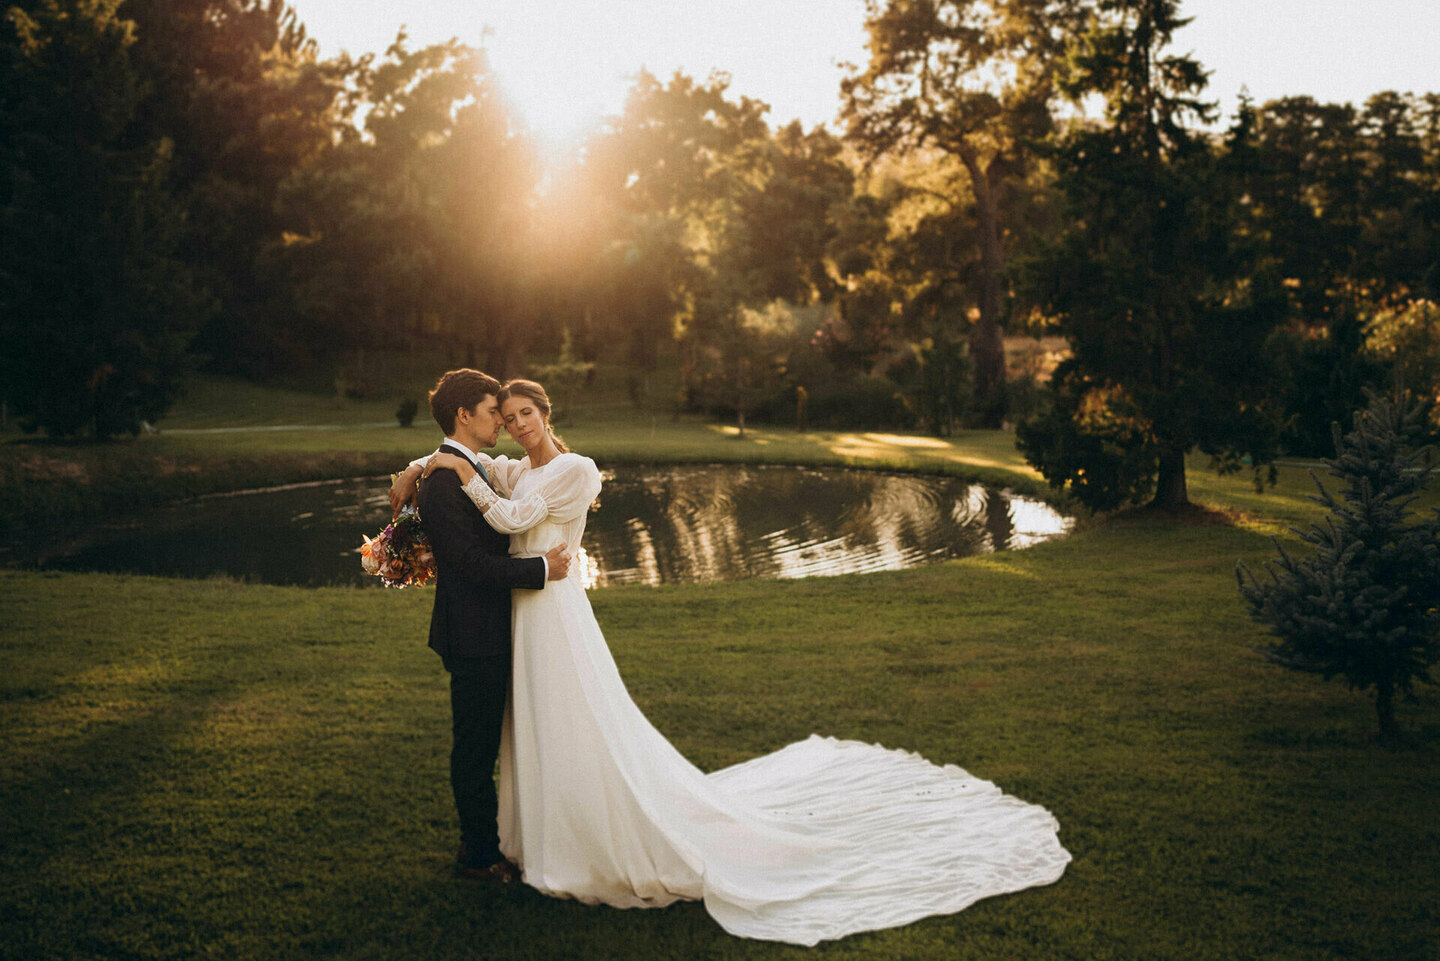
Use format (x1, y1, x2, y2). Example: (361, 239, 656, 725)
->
(454, 844, 517, 884)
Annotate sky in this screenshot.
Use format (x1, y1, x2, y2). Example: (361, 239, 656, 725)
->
(288, 0, 1440, 142)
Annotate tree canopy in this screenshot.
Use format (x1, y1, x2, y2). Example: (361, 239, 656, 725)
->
(2, 0, 1436, 447)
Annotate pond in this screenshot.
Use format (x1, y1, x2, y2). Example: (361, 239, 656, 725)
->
(25, 464, 1072, 588)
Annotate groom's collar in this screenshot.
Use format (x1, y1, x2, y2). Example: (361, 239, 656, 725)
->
(440, 437, 480, 465)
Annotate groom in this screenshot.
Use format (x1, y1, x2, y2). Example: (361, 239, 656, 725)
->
(406, 368, 569, 882)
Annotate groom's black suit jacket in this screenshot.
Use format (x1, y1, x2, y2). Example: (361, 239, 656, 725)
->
(416, 442, 546, 664)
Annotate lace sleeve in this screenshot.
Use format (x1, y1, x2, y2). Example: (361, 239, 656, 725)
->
(460, 473, 502, 513)
(476, 453, 528, 496)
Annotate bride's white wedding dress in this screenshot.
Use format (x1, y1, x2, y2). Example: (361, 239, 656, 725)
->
(462, 451, 1070, 946)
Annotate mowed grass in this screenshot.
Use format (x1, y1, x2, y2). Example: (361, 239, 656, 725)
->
(3, 515, 1439, 960)
(3, 376, 1439, 959)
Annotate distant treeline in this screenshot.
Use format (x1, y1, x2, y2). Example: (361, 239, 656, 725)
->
(2, 1, 1437, 491)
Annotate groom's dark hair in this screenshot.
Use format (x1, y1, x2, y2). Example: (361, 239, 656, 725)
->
(429, 369, 502, 435)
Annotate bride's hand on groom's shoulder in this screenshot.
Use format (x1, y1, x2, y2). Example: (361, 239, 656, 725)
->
(423, 452, 474, 483)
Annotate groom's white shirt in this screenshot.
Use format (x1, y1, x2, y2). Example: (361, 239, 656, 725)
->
(425, 439, 548, 580)
(438, 437, 482, 463)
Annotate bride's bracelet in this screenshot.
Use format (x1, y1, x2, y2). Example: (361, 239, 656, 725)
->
(461, 473, 499, 512)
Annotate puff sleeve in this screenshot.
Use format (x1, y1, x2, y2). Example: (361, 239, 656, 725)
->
(461, 453, 601, 534)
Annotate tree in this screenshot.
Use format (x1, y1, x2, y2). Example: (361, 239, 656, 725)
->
(587, 70, 771, 410)
(1, 0, 211, 437)
(1237, 392, 1440, 741)
(426, 41, 541, 377)
(120, 0, 348, 376)
(1017, 0, 1285, 510)
(1363, 299, 1440, 435)
(842, 0, 1083, 427)
(530, 327, 595, 426)
(697, 123, 857, 432)
(1237, 92, 1440, 456)
(276, 34, 538, 379)
(879, 152, 983, 435)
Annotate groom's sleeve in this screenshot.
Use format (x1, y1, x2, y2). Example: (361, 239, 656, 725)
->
(421, 471, 547, 591)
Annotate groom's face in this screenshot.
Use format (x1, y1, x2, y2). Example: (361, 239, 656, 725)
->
(464, 394, 504, 449)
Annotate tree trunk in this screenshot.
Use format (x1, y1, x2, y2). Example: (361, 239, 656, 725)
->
(1376, 680, 1401, 741)
(958, 147, 1007, 429)
(1150, 447, 1189, 510)
(735, 356, 747, 438)
(488, 336, 511, 380)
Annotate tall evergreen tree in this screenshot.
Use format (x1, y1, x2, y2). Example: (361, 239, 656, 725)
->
(1017, 0, 1285, 509)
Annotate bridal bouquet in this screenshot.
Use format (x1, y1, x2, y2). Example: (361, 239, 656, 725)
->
(359, 506, 436, 588)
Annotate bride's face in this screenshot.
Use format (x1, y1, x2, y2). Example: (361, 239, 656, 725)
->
(502, 395, 548, 451)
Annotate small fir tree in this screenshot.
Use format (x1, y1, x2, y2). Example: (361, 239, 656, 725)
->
(1236, 392, 1440, 741)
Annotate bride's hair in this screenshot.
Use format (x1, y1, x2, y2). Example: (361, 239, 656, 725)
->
(498, 378, 569, 453)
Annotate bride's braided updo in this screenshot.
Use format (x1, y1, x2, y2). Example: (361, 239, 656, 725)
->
(498, 378, 569, 453)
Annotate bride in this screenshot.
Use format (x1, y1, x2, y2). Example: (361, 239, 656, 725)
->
(398, 377, 1070, 946)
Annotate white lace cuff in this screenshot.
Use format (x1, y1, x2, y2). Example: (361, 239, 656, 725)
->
(461, 473, 500, 512)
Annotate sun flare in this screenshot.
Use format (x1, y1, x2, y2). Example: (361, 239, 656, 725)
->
(482, 24, 631, 145)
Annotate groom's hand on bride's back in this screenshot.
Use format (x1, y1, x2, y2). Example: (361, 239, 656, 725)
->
(545, 544, 571, 581)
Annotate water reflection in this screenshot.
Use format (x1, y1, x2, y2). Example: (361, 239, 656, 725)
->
(26, 464, 1072, 588)
(582, 465, 1068, 587)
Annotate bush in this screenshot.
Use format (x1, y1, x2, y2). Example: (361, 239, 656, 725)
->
(395, 398, 419, 428)
(1015, 363, 1159, 512)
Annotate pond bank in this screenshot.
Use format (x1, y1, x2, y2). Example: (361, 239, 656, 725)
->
(1, 420, 1058, 535)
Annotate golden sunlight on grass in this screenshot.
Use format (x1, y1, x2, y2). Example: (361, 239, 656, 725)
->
(855, 432, 952, 449)
(822, 431, 1041, 477)
(956, 555, 1046, 580)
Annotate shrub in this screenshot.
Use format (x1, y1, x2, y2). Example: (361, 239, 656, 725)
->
(395, 398, 419, 428)
(1015, 362, 1160, 512)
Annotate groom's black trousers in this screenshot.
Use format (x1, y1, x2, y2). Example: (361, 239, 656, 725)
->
(448, 654, 510, 865)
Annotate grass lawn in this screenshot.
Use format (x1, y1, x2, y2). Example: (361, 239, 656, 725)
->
(2, 378, 1438, 959)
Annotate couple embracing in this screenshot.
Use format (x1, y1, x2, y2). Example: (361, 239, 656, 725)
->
(390, 368, 1070, 946)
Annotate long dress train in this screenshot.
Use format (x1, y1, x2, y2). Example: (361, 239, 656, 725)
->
(466, 452, 1070, 946)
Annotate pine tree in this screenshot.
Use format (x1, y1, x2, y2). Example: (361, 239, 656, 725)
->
(1236, 391, 1440, 741)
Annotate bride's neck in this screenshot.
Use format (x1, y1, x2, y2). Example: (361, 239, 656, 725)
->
(528, 433, 561, 468)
